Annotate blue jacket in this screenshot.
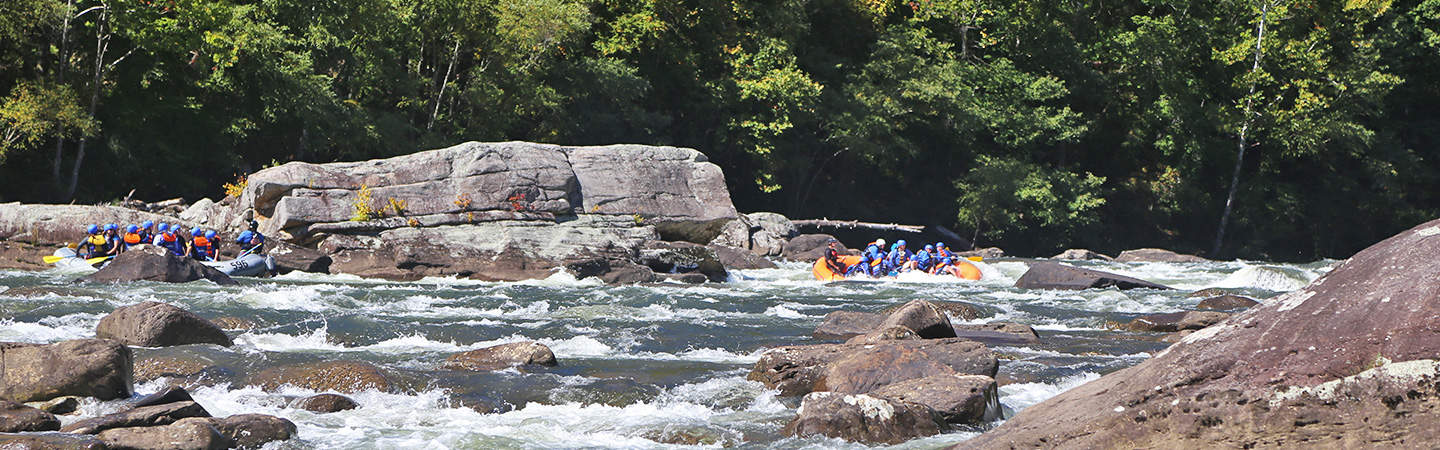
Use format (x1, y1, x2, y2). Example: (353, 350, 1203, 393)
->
(914, 250, 933, 271)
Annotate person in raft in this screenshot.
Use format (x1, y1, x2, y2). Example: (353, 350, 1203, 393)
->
(121, 224, 145, 251)
(153, 224, 186, 256)
(78, 224, 106, 259)
(186, 228, 213, 261)
(101, 224, 123, 257)
(823, 239, 847, 275)
(138, 220, 155, 244)
(846, 238, 887, 277)
(236, 230, 266, 255)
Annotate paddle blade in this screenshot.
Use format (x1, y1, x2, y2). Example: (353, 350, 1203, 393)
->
(967, 256, 983, 262)
(42, 255, 66, 264)
(85, 256, 112, 265)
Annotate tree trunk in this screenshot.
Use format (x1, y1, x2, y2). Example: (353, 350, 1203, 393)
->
(66, 2, 109, 201)
(1212, 1, 1271, 257)
(51, 0, 74, 193)
(427, 38, 461, 131)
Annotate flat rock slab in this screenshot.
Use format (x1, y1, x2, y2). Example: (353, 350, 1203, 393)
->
(97, 418, 230, 450)
(96, 302, 232, 348)
(1114, 248, 1209, 263)
(1014, 261, 1172, 290)
(249, 360, 393, 394)
(0, 400, 60, 432)
(871, 374, 1001, 424)
(1196, 295, 1261, 310)
(444, 342, 558, 372)
(0, 432, 106, 449)
(0, 339, 132, 403)
(750, 339, 997, 397)
(62, 401, 210, 434)
(1122, 311, 1231, 333)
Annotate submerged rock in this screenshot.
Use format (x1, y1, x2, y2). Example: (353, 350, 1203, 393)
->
(250, 360, 393, 394)
(96, 418, 229, 450)
(1122, 311, 1231, 333)
(787, 392, 946, 444)
(62, 401, 210, 434)
(1013, 261, 1172, 290)
(294, 394, 359, 413)
(962, 218, 1440, 448)
(1114, 248, 1209, 263)
(444, 342, 558, 372)
(1196, 294, 1261, 311)
(96, 302, 233, 348)
(0, 339, 132, 403)
(0, 401, 60, 432)
(952, 323, 1041, 345)
(870, 374, 1001, 424)
(81, 245, 237, 285)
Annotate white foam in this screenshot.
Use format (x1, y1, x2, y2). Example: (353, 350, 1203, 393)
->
(999, 372, 1102, 411)
(763, 304, 808, 319)
(0, 315, 98, 343)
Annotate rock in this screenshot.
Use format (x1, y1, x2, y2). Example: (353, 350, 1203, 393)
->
(638, 241, 727, 282)
(1196, 295, 1261, 311)
(444, 342, 558, 372)
(749, 339, 997, 397)
(1013, 261, 1173, 290)
(0, 401, 60, 432)
(746, 212, 797, 239)
(133, 357, 215, 384)
(748, 230, 787, 257)
(876, 300, 957, 339)
(81, 245, 237, 285)
(178, 198, 215, 224)
(133, 386, 193, 408)
(294, 394, 358, 413)
(0, 433, 106, 449)
(870, 374, 1001, 424)
(564, 258, 658, 284)
(813, 311, 884, 341)
(96, 302, 233, 347)
(27, 396, 80, 415)
(845, 326, 921, 344)
(952, 323, 1041, 345)
(266, 242, 332, 274)
(780, 234, 846, 262)
(1122, 311, 1231, 333)
(706, 216, 752, 250)
(961, 217, 1440, 448)
(0, 204, 195, 247)
(208, 317, 256, 330)
(657, 273, 709, 284)
(249, 360, 393, 394)
(1113, 247, 1209, 263)
(879, 300, 986, 322)
(1159, 329, 1194, 343)
(1186, 287, 1235, 298)
(1051, 248, 1113, 261)
(62, 401, 210, 434)
(957, 247, 1004, 260)
(97, 418, 230, 450)
(0, 339, 132, 403)
(566, 145, 739, 243)
(194, 414, 297, 448)
(706, 244, 776, 270)
(786, 392, 945, 444)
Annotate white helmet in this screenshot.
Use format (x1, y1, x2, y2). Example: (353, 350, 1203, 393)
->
(876, 238, 886, 247)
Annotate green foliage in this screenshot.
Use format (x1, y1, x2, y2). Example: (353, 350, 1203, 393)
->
(956, 155, 1105, 250)
(0, 82, 97, 161)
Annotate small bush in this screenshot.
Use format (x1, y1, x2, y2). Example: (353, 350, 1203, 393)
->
(351, 184, 381, 221)
(222, 175, 247, 198)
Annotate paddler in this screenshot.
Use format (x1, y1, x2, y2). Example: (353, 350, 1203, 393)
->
(822, 239, 846, 275)
(863, 238, 887, 276)
(101, 224, 122, 256)
(914, 244, 935, 273)
(78, 224, 105, 258)
(885, 240, 912, 274)
(121, 225, 144, 251)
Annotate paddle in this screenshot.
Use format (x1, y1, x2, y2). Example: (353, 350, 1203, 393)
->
(86, 256, 113, 266)
(42, 255, 68, 264)
(967, 256, 983, 262)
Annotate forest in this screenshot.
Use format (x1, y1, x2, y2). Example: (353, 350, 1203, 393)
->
(1, 0, 1436, 261)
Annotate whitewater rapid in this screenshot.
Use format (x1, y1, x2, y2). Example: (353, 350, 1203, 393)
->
(0, 257, 1335, 448)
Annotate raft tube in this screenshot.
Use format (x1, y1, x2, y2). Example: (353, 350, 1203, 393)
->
(201, 253, 276, 277)
(812, 255, 982, 281)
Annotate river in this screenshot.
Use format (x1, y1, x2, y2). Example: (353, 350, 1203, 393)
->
(0, 257, 1335, 448)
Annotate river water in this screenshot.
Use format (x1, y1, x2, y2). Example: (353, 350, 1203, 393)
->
(0, 257, 1335, 448)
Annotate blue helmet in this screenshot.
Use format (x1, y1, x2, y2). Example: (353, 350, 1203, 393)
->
(942, 257, 953, 264)
(125, 224, 138, 234)
(192, 228, 203, 237)
(104, 223, 118, 231)
(86, 224, 99, 234)
(896, 240, 907, 247)
(141, 220, 154, 229)
(237, 230, 254, 243)
(936, 242, 947, 249)
(924, 244, 934, 251)
(204, 230, 216, 239)
(157, 223, 169, 232)
(890, 243, 899, 252)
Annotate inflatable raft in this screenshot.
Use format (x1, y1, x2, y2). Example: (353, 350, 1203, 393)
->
(201, 253, 276, 277)
(812, 255, 982, 281)
(50, 247, 106, 271)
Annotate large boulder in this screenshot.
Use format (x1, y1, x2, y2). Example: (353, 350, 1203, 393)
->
(876, 300, 957, 339)
(813, 311, 884, 341)
(870, 374, 1001, 424)
(0, 339, 132, 403)
(443, 342, 558, 372)
(1050, 249, 1112, 261)
(187, 414, 297, 448)
(879, 300, 986, 322)
(249, 361, 393, 394)
(81, 245, 237, 285)
(787, 392, 946, 444)
(294, 394, 358, 413)
(1013, 261, 1172, 290)
(96, 418, 230, 450)
(0, 401, 60, 432)
(780, 234, 846, 262)
(265, 242, 332, 274)
(0, 433, 105, 449)
(566, 145, 738, 243)
(638, 241, 727, 282)
(1113, 248, 1209, 263)
(952, 323, 1041, 345)
(62, 401, 210, 434)
(749, 339, 997, 397)
(96, 302, 233, 348)
(563, 258, 658, 284)
(746, 212, 798, 239)
(706, 244, 776, 270)
(961, 218, 1440, 448)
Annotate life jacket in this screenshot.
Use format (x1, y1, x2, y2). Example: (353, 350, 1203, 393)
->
(86, 235, 106, 246)
(161, 233, 184, 255)
(193, 236, 212, 250)
(123, 233, 142, 245)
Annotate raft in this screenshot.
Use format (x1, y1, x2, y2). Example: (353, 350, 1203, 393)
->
(201, 253, 276, 277)
(812, 255, 982, 281)
(50, 247, 104, 271)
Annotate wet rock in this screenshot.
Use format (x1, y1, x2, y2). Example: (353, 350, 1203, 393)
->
(1114, 247, 1209, 263)
(250, 360, 393, 394)
(786, 392, 945, 444)
(27, 396, 80, 415)
(96, 301, 233, 348)
(876, 300, 957, 339)
(952, 323, 1041, 345)
(706, 244, 776, 270)
(565, 258, 658, 284)
(638, 241, 727, 282)
(962, 217, 1440, 448)
(190, 414, 297, 448)
(133, 357, 215, 384)
(0, 204, 191, 247)
(870, 374, 1001, 424)
(750, 339, 997, 397)
(0, 432, 106, 449)
(957, 247, 1004, 260)
(0, 400, 60, 432)
(845, 326, 921, 344)
(813, 311, 884, 340)
(0, 339, 132, 403)
(879, 300, 986, 322)
(1051, 249, 1113, 261)
(294, 394, 359, 413)
(1014, 261, 1173, 290)
(1122, 311, 1231, 333)
(80, 244, 237, 285)
(1196, 295, 1261, 311)
(266, 242, 332, 274)
(546, 378, 662, 408)
(657, 273, 709, 284)
(208, 316, 257, 331)
(746, 212, 798, 239)
(749, 230, 786, 257)
(643, 426, 739, 447)
(97, 418, 229, 450)
(1186, 287, 1236, 298)
(780, 234, 846, 262)
(706, 216, 752, 250)
(444, 342, 558, 372)
(1160, 330, 1194, 343)
(62, 401, 210, 434)
(133, 386, 193, 408)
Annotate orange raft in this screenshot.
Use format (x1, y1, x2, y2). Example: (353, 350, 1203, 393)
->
(812, 255, 981, 281)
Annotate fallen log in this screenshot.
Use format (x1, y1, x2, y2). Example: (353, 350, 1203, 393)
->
(792, 219, 925, 234)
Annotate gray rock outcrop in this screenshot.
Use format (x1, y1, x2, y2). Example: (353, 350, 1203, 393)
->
(1114, 247, 1209, 263)
(0, 339, 132, 403)
(788, 392, 946, 444)
(81, 245, 238, 285)
(1014, 261, 1172, 290)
